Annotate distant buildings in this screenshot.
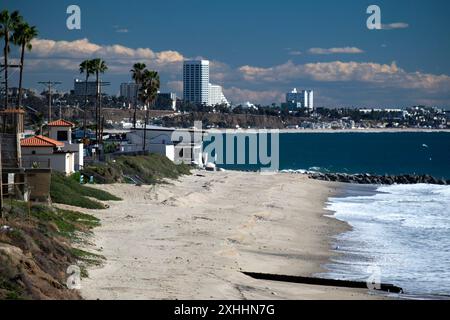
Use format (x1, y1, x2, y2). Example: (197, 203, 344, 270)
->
(73, 79, 97, 96)
(120, 82, 140, 105)
(208, 84, 229, 106)
(119, 82, 177, 110)
(183, 60, 229, 106)
(285, 88, 314, 110)
(240, 101, 257, 110)
(183, 60, 210, 105)
(156, 92, 177, 110)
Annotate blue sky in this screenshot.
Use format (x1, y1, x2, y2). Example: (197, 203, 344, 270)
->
(3, 0, 450, 107)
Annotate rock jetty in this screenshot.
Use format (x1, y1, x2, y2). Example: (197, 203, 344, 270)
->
(308, 172, 449, 185)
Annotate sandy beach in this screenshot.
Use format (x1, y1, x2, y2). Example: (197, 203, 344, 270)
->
(78, 171, 382, 300)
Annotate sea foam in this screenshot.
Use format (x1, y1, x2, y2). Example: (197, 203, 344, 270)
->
(323, 184, 450, 297)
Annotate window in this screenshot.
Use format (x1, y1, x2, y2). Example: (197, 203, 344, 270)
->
(57, 130, 68, 141)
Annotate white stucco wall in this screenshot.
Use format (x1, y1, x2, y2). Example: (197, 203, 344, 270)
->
(63, 143, 84, 170)
(125, 129, 203, 164)
(49, 126, 72, 143)
(21, 146, 54, 155)
(22, 152, 75, 175)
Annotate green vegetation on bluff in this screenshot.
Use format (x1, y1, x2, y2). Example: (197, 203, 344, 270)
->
(50, 172, 121, 209)
(82, 154, 192, 185)
(0, 201, 100, 299)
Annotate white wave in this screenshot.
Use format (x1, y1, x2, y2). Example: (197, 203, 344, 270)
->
(279, 169, 307, 174)
(324, 183, 450, 296)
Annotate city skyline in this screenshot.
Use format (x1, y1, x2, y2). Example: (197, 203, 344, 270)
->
(2, 0, 450, 108)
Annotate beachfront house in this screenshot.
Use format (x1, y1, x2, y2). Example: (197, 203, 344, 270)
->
(21, 135, 75, 175)
(121, 126, 204, 165)
(46, 119, 84, 170)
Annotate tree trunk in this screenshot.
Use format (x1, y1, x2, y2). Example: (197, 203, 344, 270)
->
(48, 85, 52, 123)
(0, 143, 3, 218)
(133, 85, 138, 129)
(4, 32, 9, 109)
(99, 83, 102, 144)
(95, 71, 99, 144)
(17, 44, 25, 108)
(83, 74, 89, 139)
(143, 105, 149, 152)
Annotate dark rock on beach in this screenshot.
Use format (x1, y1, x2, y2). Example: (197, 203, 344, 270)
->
(308, 172, 449, 186)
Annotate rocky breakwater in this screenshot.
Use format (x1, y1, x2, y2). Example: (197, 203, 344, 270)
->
(308, 172, 450, 185)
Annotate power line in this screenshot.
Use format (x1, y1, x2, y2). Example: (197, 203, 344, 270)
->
(38, 81, 61, 123)
(97, 81, 110, 144)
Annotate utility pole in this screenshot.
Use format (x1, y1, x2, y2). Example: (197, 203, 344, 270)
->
(1, 64, 20, 110)
(38, 81, 61, 123)
(97, 81, 110, 145)
(0, 143, 3, 218)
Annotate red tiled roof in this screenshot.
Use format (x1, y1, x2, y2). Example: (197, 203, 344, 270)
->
(47, 119, 74, 127)
(21, 135, 64, 147)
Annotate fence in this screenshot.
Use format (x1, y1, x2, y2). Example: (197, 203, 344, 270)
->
(0, 133, 20, 169)
(22, 159, 51, 169)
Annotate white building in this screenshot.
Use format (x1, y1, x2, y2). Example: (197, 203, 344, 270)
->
(120, 84, 177, 110)
(21, 135, 75, 175)
(240, 101, 257, 110)
(46, 119, 84, 171)
(122, 126, 204, 165)
(208, 84, 229, 106)
(183, 60, 210, 105)
(156, 92, 177, 110)
(74, 79, 97, 96)
(286, 88, 314, 110)
(183, 59, 229, 107)
(120, 82, 140, 105)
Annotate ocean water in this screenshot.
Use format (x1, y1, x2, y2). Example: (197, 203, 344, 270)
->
(205, 131, 450, 297)
(209, 132, 450, 179)
(323, 183, 450, 297)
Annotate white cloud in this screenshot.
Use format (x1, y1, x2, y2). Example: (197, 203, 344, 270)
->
(30, 38, 102, 58)
(19, 38, 450, 106)
(381, 22, 409, 30)
(166, 80, 183, 94)
(308, 47, 364, 55)
(238, 60, 450, 92)
(30, 38, 184, 65)
(223, 87, 284, 105)
(26, 38, 185, 77)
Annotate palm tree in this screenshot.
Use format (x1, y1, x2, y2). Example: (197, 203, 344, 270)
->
(130, 62, 146, 129)
(34, 112, 44, 135)
(91, 58, 108, 144)
(139, 69, 160, 151)
(12, 22, 38, 108)
(79, 59, 94, 139)
(0, 10, 22, 109)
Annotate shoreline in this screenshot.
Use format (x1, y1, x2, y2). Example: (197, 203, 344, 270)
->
(206, 128, 450, 134)
(79, 171, 385, 299)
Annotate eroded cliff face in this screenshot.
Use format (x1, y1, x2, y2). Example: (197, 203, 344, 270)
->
(0, 203, 100, 300)
(162, 112, 302, 129)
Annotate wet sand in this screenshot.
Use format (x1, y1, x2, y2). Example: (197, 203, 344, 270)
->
(79, 171, 383, 299)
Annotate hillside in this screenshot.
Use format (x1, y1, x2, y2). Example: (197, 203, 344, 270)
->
(0, 202, 101, 299)
(81, 154, 192, 185)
